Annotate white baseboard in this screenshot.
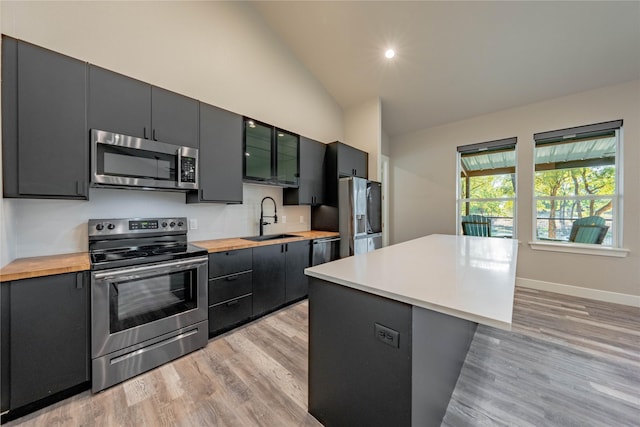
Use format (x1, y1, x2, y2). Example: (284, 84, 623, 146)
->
(516, 277, 640, 308)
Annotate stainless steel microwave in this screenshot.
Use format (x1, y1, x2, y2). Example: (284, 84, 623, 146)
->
(91, 129, 198, 191)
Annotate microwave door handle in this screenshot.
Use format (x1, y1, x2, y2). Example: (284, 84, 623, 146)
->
(177, 149, 182, 187)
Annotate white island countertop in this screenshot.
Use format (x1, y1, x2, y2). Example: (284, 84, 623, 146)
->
(305, 234, 519, 330)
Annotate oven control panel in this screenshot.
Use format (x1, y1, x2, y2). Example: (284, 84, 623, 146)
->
(89, 217, 188, 236)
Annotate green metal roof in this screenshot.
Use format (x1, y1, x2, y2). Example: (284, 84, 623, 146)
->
(535, 136, 616, 165)
(461, 150, 515, 173)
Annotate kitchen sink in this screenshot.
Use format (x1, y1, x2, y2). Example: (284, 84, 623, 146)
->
(241, 234, 301, 242)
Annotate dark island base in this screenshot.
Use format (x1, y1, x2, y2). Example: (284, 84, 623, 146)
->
(308, 278, 477, 427)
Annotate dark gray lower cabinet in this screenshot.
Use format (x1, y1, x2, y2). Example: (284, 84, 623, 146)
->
(308, 278, 477, 427)
(252, 244, 286, 317)
(308, 279, 412, 427)
(207, 240, 312, 335)
(208, 249, 253, 337)
(1, 273, 90, 418)
(285, 240, 311, 303)
(253, 241, 311, 316)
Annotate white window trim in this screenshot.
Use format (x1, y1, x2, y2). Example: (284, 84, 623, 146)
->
(456, 145, 518, 239)
(531, 127, 623, 249)
(528, 240, 629, 257)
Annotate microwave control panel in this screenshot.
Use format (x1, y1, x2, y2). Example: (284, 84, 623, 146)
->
(181, 157, 197, 183)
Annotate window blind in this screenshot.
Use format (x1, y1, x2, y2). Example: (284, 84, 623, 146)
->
(534, 120, 622, 145)
(457, 137, 517, 155)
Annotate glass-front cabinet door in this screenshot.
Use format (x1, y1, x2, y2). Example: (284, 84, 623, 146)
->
(243, 117, 299, 187)
(244, 119, 273, 182)
(276, 129, 299, 186)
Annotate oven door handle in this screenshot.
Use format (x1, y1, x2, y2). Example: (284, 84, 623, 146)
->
(93, 256, 208, 281)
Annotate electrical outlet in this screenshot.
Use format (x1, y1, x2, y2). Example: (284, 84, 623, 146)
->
(189, 218, 198, 230)
(299, 215, 304, 223)
(374, 323, 399, 348)
(282, 216, 287, 224)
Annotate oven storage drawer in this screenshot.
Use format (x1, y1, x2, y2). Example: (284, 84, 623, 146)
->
(208, 271, 252, 306)
(209, 249, 252, 278)
(209, 295, 252, 336)
(92, 320, 207, 393)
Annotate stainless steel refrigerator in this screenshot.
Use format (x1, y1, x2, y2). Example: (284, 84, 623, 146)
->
(339, 176, 383, 257)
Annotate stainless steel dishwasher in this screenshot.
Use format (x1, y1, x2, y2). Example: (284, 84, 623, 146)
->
(311, 237, 341, 266)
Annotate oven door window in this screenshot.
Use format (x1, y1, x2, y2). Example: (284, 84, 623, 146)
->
(109, 269, 196, 333)
(97, 143, 176, 182)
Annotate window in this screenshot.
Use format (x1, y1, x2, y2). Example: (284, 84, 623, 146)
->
(533, 120, 622, 247)
(457, 137, 517, 238)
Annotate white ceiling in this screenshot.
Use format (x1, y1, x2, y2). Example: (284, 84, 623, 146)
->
(251, 1, 640, 138)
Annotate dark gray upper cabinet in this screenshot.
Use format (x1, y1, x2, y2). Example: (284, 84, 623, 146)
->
(284, 136, 326, 205)
(243, 117, 299, 187)
(284, 240, 311, 302)
(88, 65, 151, 139)
(187, 103, 243, 204)
(1, 273, 89, 411)
(325, 141, 369, 207)
(2, 36, 88, 199)
(337, 142, 368, 178)
(88, 65, 198, 148)
(151, 86, 199, 148)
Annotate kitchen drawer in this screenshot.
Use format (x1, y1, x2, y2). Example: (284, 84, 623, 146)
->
(209, 249, 252, 278)
(208, 271, 252, 306)
(208, 295, 252, 336)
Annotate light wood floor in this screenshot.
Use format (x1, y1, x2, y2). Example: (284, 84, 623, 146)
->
(6, 287, 640, 426)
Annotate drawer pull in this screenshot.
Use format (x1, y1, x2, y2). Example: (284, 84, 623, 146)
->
(226, 300, 240, 307)
(224, 276, 239, 281)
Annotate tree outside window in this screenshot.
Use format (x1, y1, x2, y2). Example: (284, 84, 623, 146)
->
(534, 121, 621, 246)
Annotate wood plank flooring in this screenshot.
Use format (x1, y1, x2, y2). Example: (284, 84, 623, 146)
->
(442, 287, 640, 426)
(6, 287, 640, 426)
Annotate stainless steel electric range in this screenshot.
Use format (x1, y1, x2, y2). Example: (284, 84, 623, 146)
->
(88, 217, 208, 393)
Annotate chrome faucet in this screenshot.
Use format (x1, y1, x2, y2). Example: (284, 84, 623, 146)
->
(259, 196, 278, 236)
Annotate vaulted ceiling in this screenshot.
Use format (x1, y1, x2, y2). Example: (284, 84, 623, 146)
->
(251, 1, 640, 138)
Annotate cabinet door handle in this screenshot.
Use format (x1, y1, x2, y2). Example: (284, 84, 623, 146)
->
(76, 272, 84, 289)
(285, 243, 288, 252)
(224, 276, 239, 281)
(153, 129, 157, 141)
(143, 127, 147, 139)
(226, 299, 239, 307)
(76, 180, 85, 196)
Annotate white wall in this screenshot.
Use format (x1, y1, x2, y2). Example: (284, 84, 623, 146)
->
(381, 130, 390, 157)
(11, 185, 310, 257)
(344, 98, 382, 181)
(1, 1, 342, 143)
(390, 80, 640, 297)
(0, 1, 344, 263)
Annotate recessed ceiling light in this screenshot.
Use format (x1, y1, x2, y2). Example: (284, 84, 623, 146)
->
(384, 49, 395, 59)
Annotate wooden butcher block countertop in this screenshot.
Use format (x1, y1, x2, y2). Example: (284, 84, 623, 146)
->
(193, 230, 339, 253)
(0, 252, 91, 282)
(0, 231, 339, 282)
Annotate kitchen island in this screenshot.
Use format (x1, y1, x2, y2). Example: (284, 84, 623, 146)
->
(304, 234, 518, 427)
